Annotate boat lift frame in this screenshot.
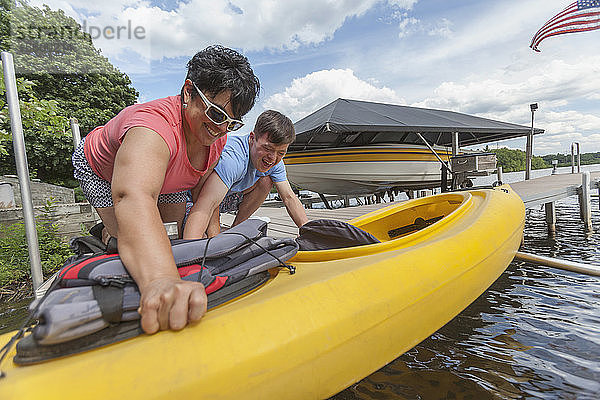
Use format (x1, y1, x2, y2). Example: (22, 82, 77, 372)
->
(413, 131, 456, 192)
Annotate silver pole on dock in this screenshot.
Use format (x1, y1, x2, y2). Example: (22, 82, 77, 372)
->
(525, 103, 538, 180)
(571, 142, 580, 174)
(1, 52, 44, 292)
(580, 171, 593, 233)
(70, 118, 81, 149)
(452, 132, 459, 157)
(515, 251, 600, 277)
(496, 166, 503, 184)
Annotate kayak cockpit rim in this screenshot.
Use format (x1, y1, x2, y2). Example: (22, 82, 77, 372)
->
(291, 191, 474, 263)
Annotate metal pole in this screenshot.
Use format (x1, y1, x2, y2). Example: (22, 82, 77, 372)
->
(451, 132, 459, 157)
(525, 133, 531, 180)
(1, 52, 44, 292)
(544, 202, 556, 236)
(571, 143, 576, 174)
(318, 193, 332, 210)
(496, 166, 503, 185)
(415, 132, 452, 173)
(576, 143, 581, 173)
(515, 251, 600, 277)
(525, 109, 534, 180)
(70, 118, 81, 149)
(441, 166, 448, 192)
(581, 171, 592, 233)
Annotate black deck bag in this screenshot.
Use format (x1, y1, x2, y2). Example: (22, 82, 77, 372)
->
(296, 219, 380, 251)
(14, 219, 298, 365)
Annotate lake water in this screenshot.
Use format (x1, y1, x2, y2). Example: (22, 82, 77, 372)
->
(1, 166, 599, 399)
(331, 165, 600, 399)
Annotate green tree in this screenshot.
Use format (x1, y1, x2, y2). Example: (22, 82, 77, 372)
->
(542, 152, 600, 167)
(0, 1, 138, 184)
(1, 2, 138, 135)
(0, 73, 72, 184)
(491, 147, 549, 172)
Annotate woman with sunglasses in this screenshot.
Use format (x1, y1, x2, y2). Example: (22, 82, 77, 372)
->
(72, 45, 260, 335)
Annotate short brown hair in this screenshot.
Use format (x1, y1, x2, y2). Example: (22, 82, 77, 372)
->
(254, 110, 295, 145)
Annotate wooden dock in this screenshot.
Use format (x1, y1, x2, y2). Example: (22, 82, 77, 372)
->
(510, 171, 600, 208)
(221, 201, 402, 239)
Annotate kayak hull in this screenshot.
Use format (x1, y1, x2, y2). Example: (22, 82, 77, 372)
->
(0, 186, 524, 399)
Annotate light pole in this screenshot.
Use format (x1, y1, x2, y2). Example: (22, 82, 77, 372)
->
(526, 103, 538, 180)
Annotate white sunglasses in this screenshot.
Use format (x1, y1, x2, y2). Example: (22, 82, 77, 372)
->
(192, 81, 244, 132)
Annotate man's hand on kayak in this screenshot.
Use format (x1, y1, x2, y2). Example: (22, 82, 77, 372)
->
(137, 278, 207, 334)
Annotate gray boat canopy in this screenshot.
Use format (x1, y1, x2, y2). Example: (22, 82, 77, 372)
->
(290, 98, 544, 152)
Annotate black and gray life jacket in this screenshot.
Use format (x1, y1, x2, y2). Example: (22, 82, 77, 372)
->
(11, 218, 381, 365)
(13, 219, 298, 365)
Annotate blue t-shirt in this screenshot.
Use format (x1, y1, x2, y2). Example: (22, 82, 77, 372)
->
(214, 133, 287, 194)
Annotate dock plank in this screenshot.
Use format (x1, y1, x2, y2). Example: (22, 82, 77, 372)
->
(220, 201, 402, 238)
(510, 172, 600, 208)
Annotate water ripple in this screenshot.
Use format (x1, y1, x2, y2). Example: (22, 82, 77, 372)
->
(333, 175, 600, 399)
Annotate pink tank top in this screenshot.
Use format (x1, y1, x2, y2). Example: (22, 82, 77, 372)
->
(84, 96, 226, 194)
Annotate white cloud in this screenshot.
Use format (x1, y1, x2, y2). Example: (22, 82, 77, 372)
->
(29, 0, 418, 60)
(262, 69, 405, 121)
(535, 111, 600, 153)
(428, 18, 453, 38)
(410, 0, 568, 64)
(388, 0, 418, 7)
(396, 13, 420, 38)
(409, 54, 600, 153)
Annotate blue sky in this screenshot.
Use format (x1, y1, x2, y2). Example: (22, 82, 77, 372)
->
(28, 0, 600, 154)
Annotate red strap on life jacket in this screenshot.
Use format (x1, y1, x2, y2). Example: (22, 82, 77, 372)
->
(60, 254, 117, 280)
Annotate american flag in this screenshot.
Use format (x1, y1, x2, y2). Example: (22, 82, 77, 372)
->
(530, 0, 600, 51)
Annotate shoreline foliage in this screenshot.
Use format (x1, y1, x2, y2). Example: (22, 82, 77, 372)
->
(488, 147, 548, 173)
(486, 147, 600, 173)
(0, 199, 73, 300)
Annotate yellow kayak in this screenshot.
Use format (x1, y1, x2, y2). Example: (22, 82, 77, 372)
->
(0, 185, 524, 399)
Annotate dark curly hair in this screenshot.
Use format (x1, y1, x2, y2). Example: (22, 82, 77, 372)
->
(184, 45, 260, 119)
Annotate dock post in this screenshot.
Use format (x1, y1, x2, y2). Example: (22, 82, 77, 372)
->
(497, 166, 503, 184)
(545, 202, 556, 236)
(525, 133, 532, 180)
(571, 142, 580, 173)
(1, 51, 44, 293)
(580, 171, 593, 233)
(441, 166, 448, 192)
(452, 132, 459, 156)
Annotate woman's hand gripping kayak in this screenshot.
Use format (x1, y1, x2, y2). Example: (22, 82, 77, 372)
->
(137, 277, 207, 334)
